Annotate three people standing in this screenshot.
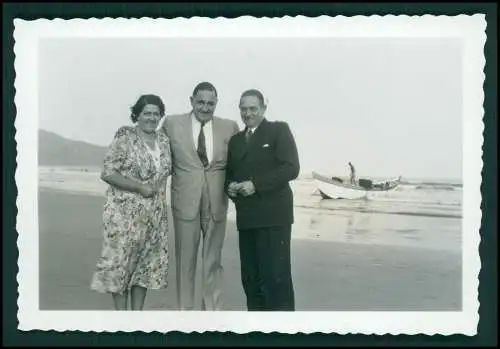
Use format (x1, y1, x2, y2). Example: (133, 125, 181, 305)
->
(91, 85, 299, 312)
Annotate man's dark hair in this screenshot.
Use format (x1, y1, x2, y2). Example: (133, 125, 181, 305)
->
(192, 82, 218, 98)
(240, 89, 265, 106)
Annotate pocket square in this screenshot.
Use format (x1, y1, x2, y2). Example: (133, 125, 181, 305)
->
(262, 144, 270, 148)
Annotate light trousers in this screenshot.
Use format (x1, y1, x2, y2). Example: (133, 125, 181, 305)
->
(173, 182, 226, 310)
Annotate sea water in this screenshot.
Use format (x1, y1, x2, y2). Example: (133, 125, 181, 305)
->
(288, 177, 462, 251)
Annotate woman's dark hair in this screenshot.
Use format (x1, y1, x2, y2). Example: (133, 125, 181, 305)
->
(130, 94, 166, 123)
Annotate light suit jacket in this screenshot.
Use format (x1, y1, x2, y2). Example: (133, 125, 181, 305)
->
(162, 113, 239, 221)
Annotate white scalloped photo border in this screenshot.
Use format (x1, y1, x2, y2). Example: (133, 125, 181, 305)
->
(14, 15, 485, 335)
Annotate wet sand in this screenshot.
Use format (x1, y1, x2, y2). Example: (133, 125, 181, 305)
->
(38, 188, 462, 311)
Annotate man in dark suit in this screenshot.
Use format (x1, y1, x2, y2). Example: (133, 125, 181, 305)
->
(225, 89, 300, 311)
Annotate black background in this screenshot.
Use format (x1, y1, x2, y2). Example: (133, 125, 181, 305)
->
(3, 2, 497, 347)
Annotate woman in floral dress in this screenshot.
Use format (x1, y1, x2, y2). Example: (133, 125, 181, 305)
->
(91, 94, 171, 310)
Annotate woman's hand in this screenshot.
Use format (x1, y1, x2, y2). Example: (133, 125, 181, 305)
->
(138, 183, 157, 198)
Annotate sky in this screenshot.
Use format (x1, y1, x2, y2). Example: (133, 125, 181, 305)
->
(39, 37, 463, 180)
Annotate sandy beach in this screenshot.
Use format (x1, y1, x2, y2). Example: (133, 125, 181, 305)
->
(38, 167, 462, 311)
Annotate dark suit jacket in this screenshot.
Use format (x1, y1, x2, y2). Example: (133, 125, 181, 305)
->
(225, 119, 300, 230)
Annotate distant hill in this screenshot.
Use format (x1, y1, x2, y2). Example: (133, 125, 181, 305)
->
(38, 129, 108, 166)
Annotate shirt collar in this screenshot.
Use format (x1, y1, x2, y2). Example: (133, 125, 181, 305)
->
(191, 112, 213, 126)
(247, 118, 265, 133)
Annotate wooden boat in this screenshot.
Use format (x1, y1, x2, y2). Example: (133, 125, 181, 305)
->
(312, 171, 402, 200)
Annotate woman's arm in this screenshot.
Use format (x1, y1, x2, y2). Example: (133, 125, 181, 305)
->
(100, 127, 155, 198)
(101, 171, 148, 195)
(154, 132, 173, 192)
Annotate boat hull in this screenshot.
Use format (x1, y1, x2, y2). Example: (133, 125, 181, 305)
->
(315, 179, 368, 199)
(313, 171, 401, 200)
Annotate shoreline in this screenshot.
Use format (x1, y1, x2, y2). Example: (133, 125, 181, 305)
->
(37, 165, 463, 184)
(38, 165, 462, 251)
(38, 182, 462, 252)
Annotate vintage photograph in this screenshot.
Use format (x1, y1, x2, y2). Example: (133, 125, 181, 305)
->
(15, 15, 484, 334)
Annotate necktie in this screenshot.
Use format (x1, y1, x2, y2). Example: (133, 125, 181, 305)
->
(245, 128, 253, 143)
(197, 122, 209, 167)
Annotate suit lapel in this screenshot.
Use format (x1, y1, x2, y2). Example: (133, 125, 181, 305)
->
(231, 131, 248, 160)
(210, 117, 220, 166)
(247, 118, 268, 153)
(232, 119, 268, 161)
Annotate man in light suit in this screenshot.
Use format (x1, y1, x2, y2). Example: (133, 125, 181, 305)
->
(162, 82, 239, 310)
(226, 89, 300, 311)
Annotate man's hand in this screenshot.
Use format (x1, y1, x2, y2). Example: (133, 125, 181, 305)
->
(228, 182, 242, 198)
(239, 180, 256, 197)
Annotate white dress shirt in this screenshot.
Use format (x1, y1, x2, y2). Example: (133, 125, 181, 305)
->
(191, 113, 213, 162)
(247, 119, 263, 135)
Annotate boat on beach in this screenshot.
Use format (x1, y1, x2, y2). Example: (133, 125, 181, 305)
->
(312, 171, 402, 200)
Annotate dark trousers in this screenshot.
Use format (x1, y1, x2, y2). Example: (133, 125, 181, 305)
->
(238, 225, 295, 311)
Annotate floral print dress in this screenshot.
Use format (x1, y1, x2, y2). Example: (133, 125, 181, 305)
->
(91, 126, 171, 294)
